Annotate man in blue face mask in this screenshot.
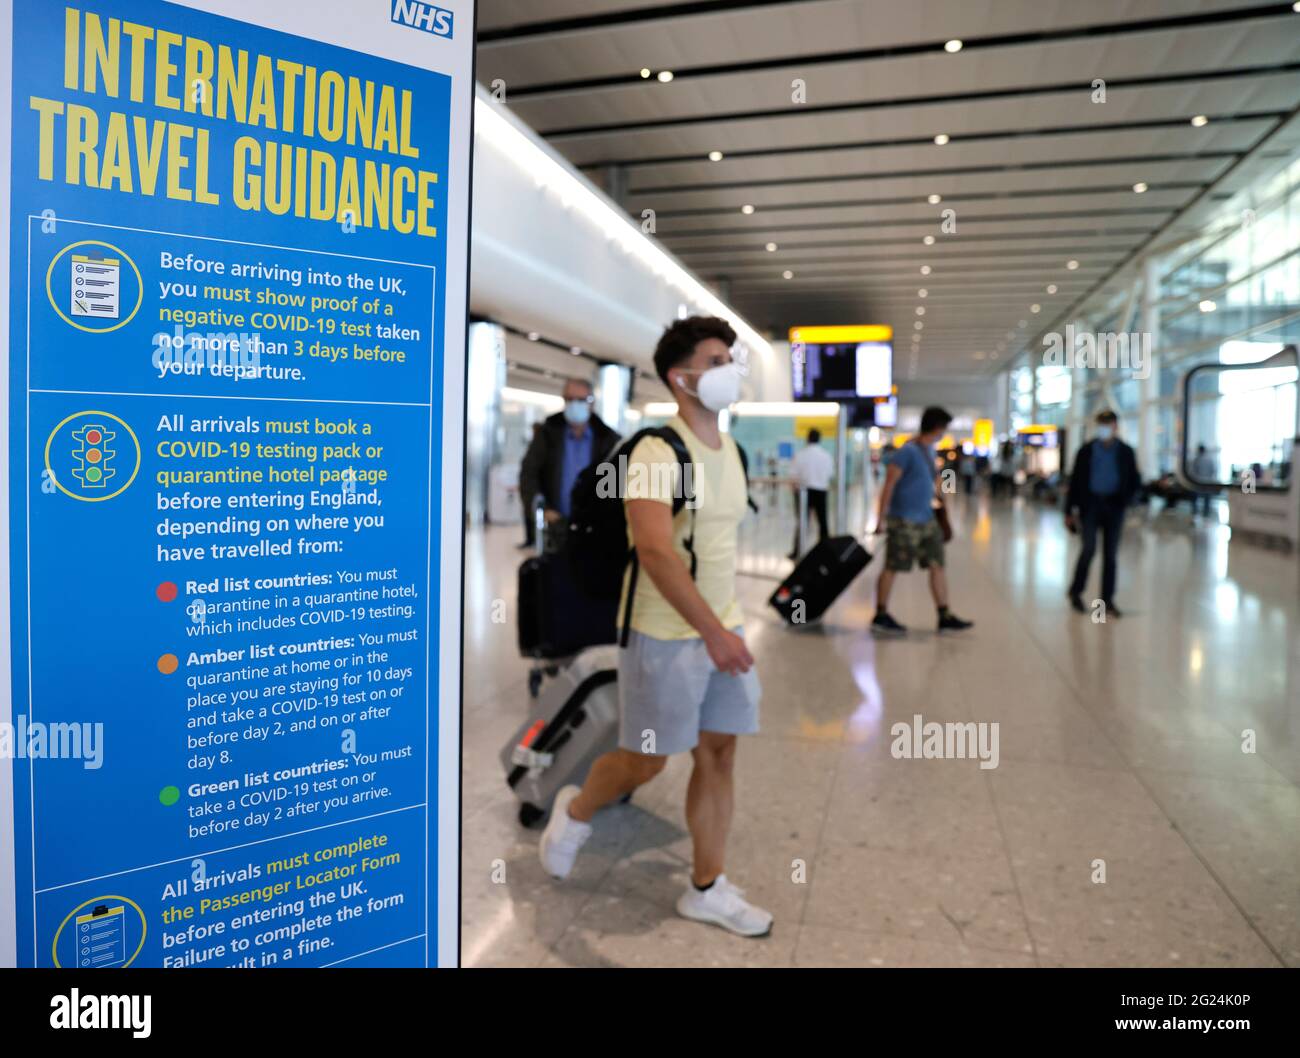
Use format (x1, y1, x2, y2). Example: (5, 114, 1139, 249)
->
(1065, 409, 1140, 616)
(519, 378, 620, 547)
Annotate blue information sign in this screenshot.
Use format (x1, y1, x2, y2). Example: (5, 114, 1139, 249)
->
(1, 0, 473, 968)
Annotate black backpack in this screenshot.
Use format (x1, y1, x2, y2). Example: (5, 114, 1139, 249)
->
(565, 426, 752, 647)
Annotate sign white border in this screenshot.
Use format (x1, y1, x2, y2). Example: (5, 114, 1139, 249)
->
(0, 0, 14, 975)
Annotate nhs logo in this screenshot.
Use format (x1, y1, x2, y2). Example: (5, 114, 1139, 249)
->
(391, 0, 454, 39)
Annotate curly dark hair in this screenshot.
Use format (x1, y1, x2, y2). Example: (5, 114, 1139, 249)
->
(653, 316, 737, 388)
(919, 406, 953, 435)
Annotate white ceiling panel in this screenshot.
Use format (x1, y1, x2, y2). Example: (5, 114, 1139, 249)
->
(479, 1, 1285, 83)
(475, 1, 1300, 377)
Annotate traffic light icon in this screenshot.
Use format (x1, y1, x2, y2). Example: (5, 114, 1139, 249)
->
(71, 423, 115, 489)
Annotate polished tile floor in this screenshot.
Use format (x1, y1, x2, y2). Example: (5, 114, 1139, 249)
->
(459, 496, 1299, 967)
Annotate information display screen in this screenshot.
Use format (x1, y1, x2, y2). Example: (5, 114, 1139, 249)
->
(790, 326, 893, 401)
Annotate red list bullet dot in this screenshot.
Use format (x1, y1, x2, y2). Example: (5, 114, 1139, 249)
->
(156, 582, 178, 603)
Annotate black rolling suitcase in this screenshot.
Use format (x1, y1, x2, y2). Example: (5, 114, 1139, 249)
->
(769, 535, 871, 624)
(517, 552, 618, 657)
(517, 510, 618, 694)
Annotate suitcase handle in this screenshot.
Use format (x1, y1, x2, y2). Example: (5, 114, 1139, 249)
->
(510, 744, 554, 777)
(508, 671, 615, 784)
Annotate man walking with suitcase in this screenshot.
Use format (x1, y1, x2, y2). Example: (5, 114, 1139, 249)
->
(788, 427, 833, 558)
(539, 316, 771, 937)
(871, 406, 974, 636)
(520, 377, 620, 549)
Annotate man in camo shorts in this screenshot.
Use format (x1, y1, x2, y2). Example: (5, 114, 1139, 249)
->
(871, 406, 974, 636)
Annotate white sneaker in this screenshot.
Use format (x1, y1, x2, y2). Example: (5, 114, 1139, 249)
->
(538, 785, 592, 880)
(676, 874, 773, 937)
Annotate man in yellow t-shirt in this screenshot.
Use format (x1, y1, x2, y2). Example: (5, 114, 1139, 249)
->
(539, 317, 771, 938)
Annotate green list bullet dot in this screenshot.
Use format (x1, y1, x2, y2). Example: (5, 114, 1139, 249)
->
(159, 785, 180, 806)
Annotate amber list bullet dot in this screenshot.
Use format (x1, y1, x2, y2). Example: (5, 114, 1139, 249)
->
(157, 654, 179, 675)
(156, 582, 178, 603)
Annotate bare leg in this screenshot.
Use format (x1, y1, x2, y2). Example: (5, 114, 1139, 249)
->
(686, 732, 737, 885)
(876, 568, 896, 611)
(568, 749, 665, 823)
(928, 564, 949, 608)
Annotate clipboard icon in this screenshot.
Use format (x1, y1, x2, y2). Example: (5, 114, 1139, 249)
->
(75, 904, 126, 967)
(72, 252, 121, 319)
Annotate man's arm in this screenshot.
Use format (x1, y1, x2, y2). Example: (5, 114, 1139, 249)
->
(1123, 443, 1142, 504)
(1065, 445, 1086, 522)
(874, 462, 902, 532)
(626, 498, 753, 675)
(519, 429, 546, 517)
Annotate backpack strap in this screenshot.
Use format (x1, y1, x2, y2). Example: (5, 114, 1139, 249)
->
(619, 426, 696, 647)
(734, 440, 758, 513)
(656, 427, 698, 575)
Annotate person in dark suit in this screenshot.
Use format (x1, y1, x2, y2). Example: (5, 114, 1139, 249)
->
(520, 422, 545, 548)
(1065, 409, 1140, 617)
(520, 378, 620, 548)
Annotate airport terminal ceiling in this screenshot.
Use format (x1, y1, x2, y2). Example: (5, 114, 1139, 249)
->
(476, 0, 1300, 380)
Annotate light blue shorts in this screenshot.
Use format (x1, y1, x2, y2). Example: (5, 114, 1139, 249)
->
(617, 628, 761, 756)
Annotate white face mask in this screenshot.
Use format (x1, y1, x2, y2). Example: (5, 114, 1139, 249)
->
(678, 362, 742, 412)
(564, 400, 591, 426)
(1096, 425, 1114, 441)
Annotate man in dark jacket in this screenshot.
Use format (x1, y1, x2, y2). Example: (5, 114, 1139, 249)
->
(519, 378, 620, 546)
(1065, 409, 1140, 617)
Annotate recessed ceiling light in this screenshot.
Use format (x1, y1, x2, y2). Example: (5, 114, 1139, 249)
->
(944, 39, 963, 53)
(911, 333, 922, 343)
(927, 193, 942, 204)
(1199, 299, 1217, 313)
(1030, 304, 1041, 313)
(782, 270, 794, 279)
(915, 306, 926, 316)
(1133, 182, 1148, 193)
(708, 150, 724, 162)
(640, 68, 651, 79)
(914, 321, 924, 330)
(741, 204, 755, 215)
(1046, 284, 1058, 294)
(1067, 259, 1079, 270)
(923, 235, 936, 245)
(920, 265, 932, 275)
(918, 289, 928, 297)
(527, 332, 540, 341)
(570, 346, 582, 355)
(990, 351, 999, 360)
(934, 133, 950, 145)
(765, 242, 777, 252)
(657, 70, 674, 82)
(1190, 114, 1209, 127)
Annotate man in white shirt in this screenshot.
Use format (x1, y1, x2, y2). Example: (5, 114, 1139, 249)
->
(789, 428, 834, 557)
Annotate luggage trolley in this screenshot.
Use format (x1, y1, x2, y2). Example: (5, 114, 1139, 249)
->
(509, 509, 628, 826)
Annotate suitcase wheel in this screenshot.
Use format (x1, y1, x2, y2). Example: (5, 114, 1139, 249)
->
(518, 803, 545, 828)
